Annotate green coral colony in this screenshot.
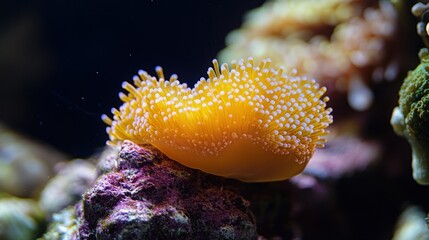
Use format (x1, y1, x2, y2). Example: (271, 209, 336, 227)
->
(391, 48, 429, 185)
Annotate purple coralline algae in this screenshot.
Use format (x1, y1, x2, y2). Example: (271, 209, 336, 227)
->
(305, 134, 381, 179)
(76, 140, 257, 240)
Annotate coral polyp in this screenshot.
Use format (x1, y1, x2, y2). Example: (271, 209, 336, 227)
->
(102, 58, 333, 182)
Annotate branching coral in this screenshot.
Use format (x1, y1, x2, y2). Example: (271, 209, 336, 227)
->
(391, 48, 429, 185)
(219, 0, 399, 111)
(102, 58, 333, 182)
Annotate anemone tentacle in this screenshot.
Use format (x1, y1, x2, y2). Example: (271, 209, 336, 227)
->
(103, 58, 333, 182)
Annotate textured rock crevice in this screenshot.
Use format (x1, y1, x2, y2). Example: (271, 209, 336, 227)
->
(77, 140, 257, 240)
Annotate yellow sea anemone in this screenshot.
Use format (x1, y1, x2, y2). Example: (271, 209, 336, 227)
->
(102, 58, 333, 182)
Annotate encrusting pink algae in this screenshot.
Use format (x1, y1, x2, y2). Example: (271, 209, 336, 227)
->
(76, 141, 257, 239)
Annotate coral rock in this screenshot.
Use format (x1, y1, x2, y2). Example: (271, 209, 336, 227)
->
(40, 206, 78, 240)
(77, 140, 257, 239)
(392, 206, 429, 240)
(39, 159, 96, 218)
(0, 122, 68, 198)
(0, 193, 45, 240)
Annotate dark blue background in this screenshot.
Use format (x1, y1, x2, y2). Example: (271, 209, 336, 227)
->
(0, 0, 265, 157)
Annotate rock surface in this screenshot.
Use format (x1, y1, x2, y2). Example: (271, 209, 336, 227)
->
(0, 193, 45, 240)
(40, 206, 78, 240)
(77, 140, 257, 240)
(0, 123, 68, 198)
(39, 159, 96, 217)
